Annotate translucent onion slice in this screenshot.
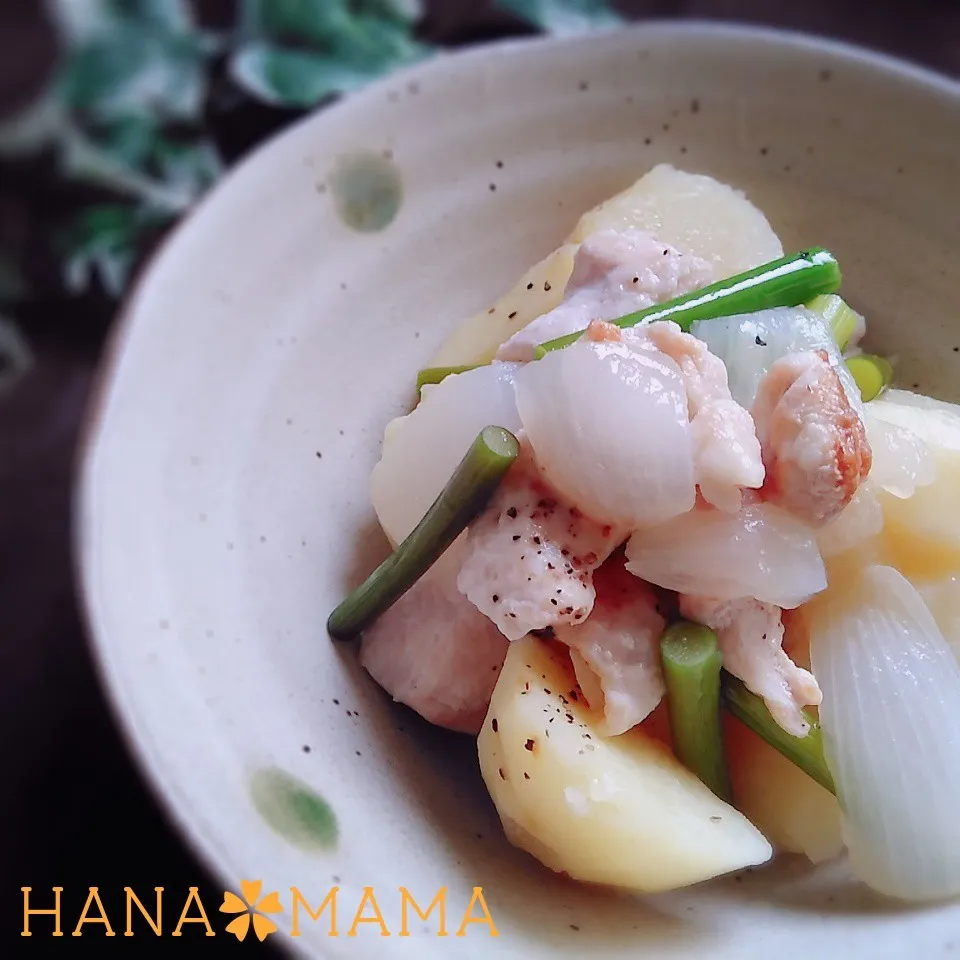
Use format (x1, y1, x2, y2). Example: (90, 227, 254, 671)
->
(690, 306, 862, 416)
(625, 501, 826, 609)
(806, 564, 960, 901)
(370, 362, 522, 545)
(513, 337, 696, 529)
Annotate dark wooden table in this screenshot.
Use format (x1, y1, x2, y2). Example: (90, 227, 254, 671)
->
(2, 0, 957, 953)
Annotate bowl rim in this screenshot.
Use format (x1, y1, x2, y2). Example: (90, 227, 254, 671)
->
(72, 19, 960, 956)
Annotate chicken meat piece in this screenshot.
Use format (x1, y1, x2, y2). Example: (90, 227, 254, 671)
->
(555, 557, 666, 737)
(629, 320, 764, 512)
(360, 552, 509, 734)
(495, 228, 713, 361)
(680, 594, 822, 736)
(752, 349, 872, 526)
(457, 442, 624, 641)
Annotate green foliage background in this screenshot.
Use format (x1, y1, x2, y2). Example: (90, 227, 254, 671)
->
(0, 0, 623, 393)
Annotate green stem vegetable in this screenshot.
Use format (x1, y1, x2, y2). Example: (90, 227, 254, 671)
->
(846, 354, 894, 402)
(660, 621, 732, 803)
(535, 247, 841, 356)
(722, 674, 836, 794)
(806, 293, 860, 351)
(327, 425, 520, 640)
(416, 364, 481, 395)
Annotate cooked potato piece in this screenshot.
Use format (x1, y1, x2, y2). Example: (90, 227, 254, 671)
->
(429, 245, 577, 368)
(912, 574, 960, 661)
(725, 715, 843, 865)
(870, 390, 960, 559)
(569, 163, 783, 277)
(429, 164, 783, 368)
(478, 635, 773, 892)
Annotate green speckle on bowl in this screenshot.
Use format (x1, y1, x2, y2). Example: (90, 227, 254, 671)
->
(328, 152, 402, 233)
(250, 767, 338, 851)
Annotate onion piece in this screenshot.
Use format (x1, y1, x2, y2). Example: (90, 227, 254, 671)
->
(371, 362, 522, 545)
(625, 501, 826, 609)
(806, 564, 960, 901)
(690, 305, 862, 416)
(513, 336, 695, 529)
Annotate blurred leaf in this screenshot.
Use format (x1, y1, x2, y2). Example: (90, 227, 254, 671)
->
(240, 0, 427, 48)
(229, 43, 367, 107)
(356, 0, 425, 24)
(108, 0, 195, 31)
(59, 27, 212, 122)
(2, 1, 217, 155)
(47, 0, 195, 43)
(47, 0, 126, 44)
(239, 0, 351, 46)
(90, 115, 161, 169)
(59, 203, 168, 298)
(153, 139, 223, 199)
(230, 27, 429, 108)
(0, 316, 33, 397)
(493, 0, 623, 34)
(85, 117, 223, 195)
(328, 14, 429, 66)
(60, 127, 196, 213)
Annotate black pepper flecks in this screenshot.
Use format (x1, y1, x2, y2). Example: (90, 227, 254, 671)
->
(492, 718, 499, 732)
(506, 506, 518, 519)
(524, 738, 536, 752)
(755, 335, 767, 347)
(544, 281, 552, 292)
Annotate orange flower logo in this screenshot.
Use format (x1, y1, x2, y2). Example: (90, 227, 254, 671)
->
(220, 880, 283, 941)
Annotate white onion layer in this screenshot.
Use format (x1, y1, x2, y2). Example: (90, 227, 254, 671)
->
(625, 501, 826, 609)
(690, 306, 863, 416)
(807, 564, 960, 901)
(370, 362, 522, 545)
(514, 338, 696, 529)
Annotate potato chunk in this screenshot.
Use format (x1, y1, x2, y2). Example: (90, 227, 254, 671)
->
(478, 635, 772, 892)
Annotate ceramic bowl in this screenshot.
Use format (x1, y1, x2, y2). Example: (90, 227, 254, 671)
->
(76, 21, 960, 959)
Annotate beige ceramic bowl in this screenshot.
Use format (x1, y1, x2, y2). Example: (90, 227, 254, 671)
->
(77, 21, 960, 959)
